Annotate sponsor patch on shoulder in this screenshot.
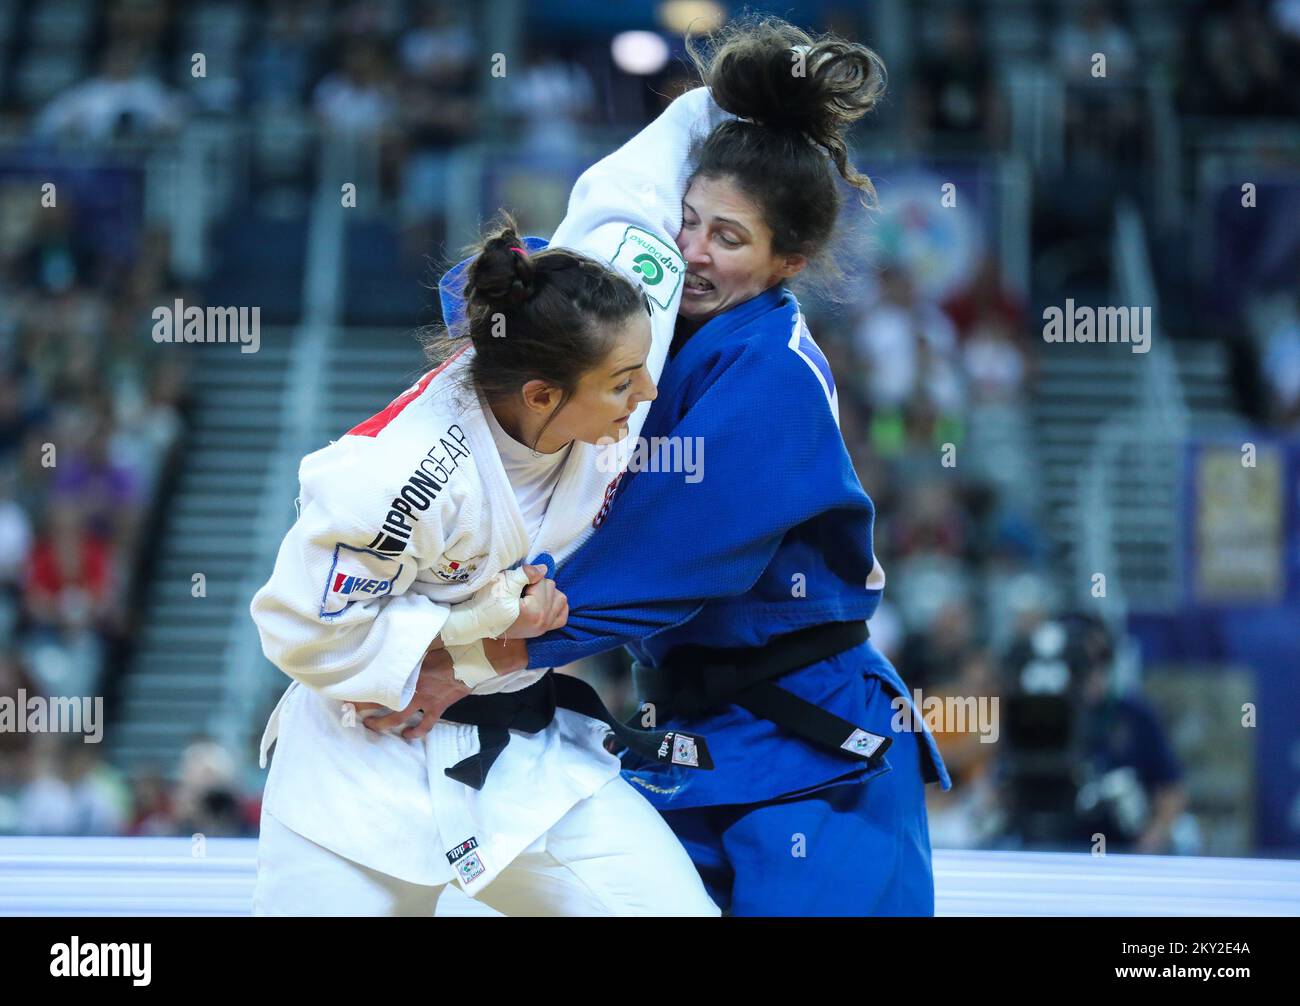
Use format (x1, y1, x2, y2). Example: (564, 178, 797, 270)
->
(320, 544, 402, 618)
(611, 225, 684, 310)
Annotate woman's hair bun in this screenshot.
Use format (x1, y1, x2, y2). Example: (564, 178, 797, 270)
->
(690, 16, 886, 155)
(465, 217, 535, 310)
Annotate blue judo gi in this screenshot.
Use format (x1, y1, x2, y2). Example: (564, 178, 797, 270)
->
(442, 249, 951, 915)
(523, 283, 952, 916)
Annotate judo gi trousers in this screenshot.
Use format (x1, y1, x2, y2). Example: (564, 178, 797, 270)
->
(252, 774, 720, 917)
(660, 709, 937, 917)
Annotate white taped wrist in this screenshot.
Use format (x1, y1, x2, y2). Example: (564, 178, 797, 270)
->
(441, 568, 530, 646)
(446, 640, 498, 689)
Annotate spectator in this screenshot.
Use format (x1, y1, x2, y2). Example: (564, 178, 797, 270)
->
(1251, 269, 1300, 427)
(50, 407, 143, 552)
(0, 652, 38, 766)
(907, 6, 1005, 151)
(16, 738, 76, 835)
(1077, 656, 1188, 855)
(14, 740, 127, 836)
(35, 42, 185, 144)
(507, 48, 597, 154)
(127, 768, 178, 836)
(1054, 0, 1138, 82)
(0, 470, 33, 634)
(246, 0, 325, 109)
(853, 265, 964, 415)
(22, 503, 117, 696)
(397, 2, 480, 235)
(899, 595, 979, 692)
(942, 257, 1029, 403)
(63, 746, 129, 836)
(1182, 0, 1298, 118)
(925, 649, 1005, 848)
(312, 37, 398, 137)
(173, 739, 258, 838)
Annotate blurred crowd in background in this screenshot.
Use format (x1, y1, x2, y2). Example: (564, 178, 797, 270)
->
(0, 0, 1296, 854)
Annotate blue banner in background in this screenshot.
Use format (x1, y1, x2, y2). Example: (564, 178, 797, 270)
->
(0, 158, 144, 267)
(1131, 437, 1300, 852)
(1210, 179, 1300, 317)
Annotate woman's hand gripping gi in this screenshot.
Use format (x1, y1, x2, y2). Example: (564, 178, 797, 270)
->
(356, 564, 568, 740)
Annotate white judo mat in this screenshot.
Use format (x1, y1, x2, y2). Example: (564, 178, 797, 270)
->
(2, 837, 1298, 916)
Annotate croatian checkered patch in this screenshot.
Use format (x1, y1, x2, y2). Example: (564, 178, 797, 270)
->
(841, 728, 888, 760)
(320, 544, 403, 618)
(432, 553, 484, 583)
(670, 734, 700, 768)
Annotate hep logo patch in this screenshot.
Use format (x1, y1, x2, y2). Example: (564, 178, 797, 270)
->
(331, 572, 391, 597)
(320, 544, 401, 618)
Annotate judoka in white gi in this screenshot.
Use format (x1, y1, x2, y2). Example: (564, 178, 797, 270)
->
(249, 89, 729, 916)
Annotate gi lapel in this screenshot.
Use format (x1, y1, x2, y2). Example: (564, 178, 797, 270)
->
(526, 438, 599, 563)
(457, 387, 531, 575)
(658, 287, 791, 407)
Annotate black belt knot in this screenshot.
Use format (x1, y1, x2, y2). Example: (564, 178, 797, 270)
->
(440, 670, 714, 790)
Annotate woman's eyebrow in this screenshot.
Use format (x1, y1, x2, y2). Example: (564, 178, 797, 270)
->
(713, 215, 751, 236)
(684, 200, 751, 238)
(609, 361, 644, 377)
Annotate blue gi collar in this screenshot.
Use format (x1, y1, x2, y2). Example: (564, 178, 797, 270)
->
(660, 285, 796, 402)
(674, 286, 791, 356)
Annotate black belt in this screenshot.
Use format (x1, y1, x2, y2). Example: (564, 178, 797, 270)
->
(440, 670, 713, 790)
(632, 620, 891, 766)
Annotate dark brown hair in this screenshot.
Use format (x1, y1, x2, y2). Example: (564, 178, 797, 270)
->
(687, 15, 886, 262)
(424, 214, 646, 447)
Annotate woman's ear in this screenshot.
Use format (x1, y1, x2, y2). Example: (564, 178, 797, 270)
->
(774, 253, 808, 283)
(521, 379, 560, 414)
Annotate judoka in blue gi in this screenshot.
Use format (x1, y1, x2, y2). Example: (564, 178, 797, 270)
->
(522, 281, 952, 916)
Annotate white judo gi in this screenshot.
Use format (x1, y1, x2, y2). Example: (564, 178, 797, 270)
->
(250, 88, 729, 914)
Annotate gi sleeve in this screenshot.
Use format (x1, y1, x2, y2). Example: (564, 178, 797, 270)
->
(249, 489, 450, 710)
(549, 87, 731, 410)
(549, 86, 729, 258)
(526, 342, 873, 669)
